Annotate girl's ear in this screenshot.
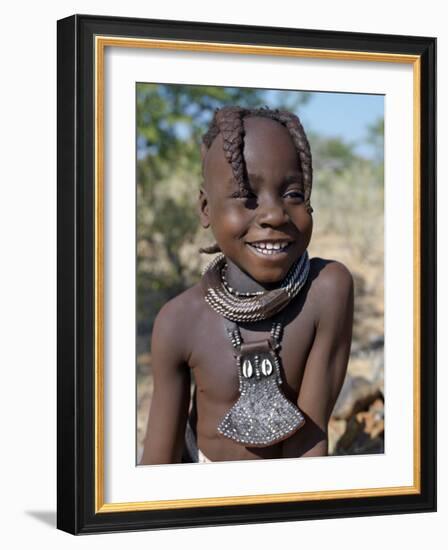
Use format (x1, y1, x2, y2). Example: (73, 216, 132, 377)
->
(198, 186, 210, 228)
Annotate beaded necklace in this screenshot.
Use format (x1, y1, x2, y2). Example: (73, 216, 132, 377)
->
(220, 263, 265, 297)
(201, 251, 310, 323)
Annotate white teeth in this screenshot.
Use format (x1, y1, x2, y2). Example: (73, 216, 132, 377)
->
(249, 241, 291, 255)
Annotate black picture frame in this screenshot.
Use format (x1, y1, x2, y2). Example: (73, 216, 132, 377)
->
(57, 14, 436, 535)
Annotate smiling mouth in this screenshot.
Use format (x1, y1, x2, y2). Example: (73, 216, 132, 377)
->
(246, 241, 293, 256)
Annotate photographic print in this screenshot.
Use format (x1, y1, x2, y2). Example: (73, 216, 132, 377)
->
(57, 14, 435, 534)
(136, 84, 385, 466)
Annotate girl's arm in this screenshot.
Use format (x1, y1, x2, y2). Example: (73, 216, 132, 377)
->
(139, 301, 191, 465)
(283, 261, 354, 458)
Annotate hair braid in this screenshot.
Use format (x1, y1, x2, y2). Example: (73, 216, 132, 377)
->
(200, 105, 313, 254)
(203, 106, 249, 196)
(265, 108, 313, 214)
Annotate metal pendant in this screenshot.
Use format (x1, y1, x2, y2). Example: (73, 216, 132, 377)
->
(217, 339, 305, 447)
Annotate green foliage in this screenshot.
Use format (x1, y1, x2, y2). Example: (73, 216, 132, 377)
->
(309, 132, 357, 175)
(365, 118, 384, 164)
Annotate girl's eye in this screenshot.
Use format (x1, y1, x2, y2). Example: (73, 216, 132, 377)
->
(230, 191, 258, 209)
(284, 190, 304, 200)
(230, 191, 257, 200)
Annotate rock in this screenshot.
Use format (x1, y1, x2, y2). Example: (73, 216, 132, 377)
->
(356, 398, 384, 439)
(332, 374, 382, 420)
(334, 397, 384, 455)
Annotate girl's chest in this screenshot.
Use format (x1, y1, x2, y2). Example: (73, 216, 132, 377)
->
(188, 311, 316, 403)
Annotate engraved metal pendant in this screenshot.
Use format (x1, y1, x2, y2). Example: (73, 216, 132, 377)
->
(217, 338, 305, 447)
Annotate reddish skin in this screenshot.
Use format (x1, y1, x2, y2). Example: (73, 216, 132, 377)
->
(140, 117, 354, 464)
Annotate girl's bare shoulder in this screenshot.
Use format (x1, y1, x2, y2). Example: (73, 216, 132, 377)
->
(153, 283, 207, 334)
(151, 283, 208, 362)
(309, 257, 353, 289)
(307, 257, 354, 317)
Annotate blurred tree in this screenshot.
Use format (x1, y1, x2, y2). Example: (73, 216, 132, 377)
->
(365, 117, 384, 165)
(308, 132, 357, 174)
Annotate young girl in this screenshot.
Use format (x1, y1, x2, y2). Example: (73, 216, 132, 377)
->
(140, 106, 353, 464)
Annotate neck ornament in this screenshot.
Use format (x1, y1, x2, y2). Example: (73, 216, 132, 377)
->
(201, 251, 310, 322)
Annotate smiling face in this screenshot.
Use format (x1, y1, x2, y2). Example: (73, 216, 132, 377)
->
(199, 116, 313, 284)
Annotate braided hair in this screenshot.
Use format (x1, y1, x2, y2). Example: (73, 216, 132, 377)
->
(200, 106, 313, 254)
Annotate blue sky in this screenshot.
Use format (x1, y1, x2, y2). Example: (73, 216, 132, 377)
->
(266, 89, 384, 159)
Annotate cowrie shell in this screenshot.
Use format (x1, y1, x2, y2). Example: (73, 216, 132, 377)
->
(261, 358, 273, 376)
(242, 359, 253, 378)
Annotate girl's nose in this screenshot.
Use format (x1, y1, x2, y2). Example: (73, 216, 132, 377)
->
(256, 195, 288, 228)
